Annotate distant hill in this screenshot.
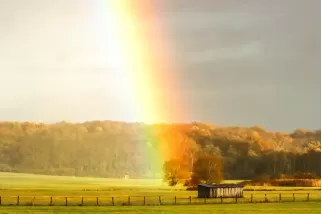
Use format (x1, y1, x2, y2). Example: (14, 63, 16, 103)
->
(0, 121, 320, 179)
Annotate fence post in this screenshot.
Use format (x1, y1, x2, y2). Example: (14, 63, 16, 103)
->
(112, 197, 114, 206)
(293, 193, 295, 201)
(17, 196, 19, 206)
(159, 196, 162, 205)
(307, 193, 310, 201)
(81, 197, 84, 206)
(65, 197, 68, 206)
(143, 196, 146, 205)
(96, 197, 99, 206)
(0, 196, 2, 205)
(174, 196, 176, 205)
(236, 195, 238, 203)
(204, 197, 206, 204)
(50, 196, 53, 206)
(279, 193, 281, 202)
(250, 194, 253, 203)
(265, 194, 267, 202)
(128, 196, 130, 206)
(189, 196, 192, 204)
(221, 196, 223, 204)
(32, 197, 35, 206)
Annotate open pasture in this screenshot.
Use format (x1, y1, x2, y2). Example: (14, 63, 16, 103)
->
(0, 202, 320, 214)
(0, 172, 320, 213)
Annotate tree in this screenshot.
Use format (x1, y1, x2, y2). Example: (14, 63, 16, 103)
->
(0, 121, 320, 180)
(163, 159, 190, 186)
(191, 154, 223, 185)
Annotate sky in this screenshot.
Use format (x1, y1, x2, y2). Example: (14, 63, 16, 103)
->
(0, 0, 320, 132)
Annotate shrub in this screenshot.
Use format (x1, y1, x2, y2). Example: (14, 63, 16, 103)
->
(168, 178, 178, 186)
(0, 164, 11, 172)
(293, 172, 319, 179)
(52, 168, 76, 176)
(183, 179, 192, 186)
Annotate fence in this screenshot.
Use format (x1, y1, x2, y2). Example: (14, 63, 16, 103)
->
(0, 193, 319, 206)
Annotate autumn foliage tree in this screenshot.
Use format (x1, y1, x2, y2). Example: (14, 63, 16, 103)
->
(0, 121, 319, 180)
(190, 154, 223, 185)
(163, 159, 190, 186)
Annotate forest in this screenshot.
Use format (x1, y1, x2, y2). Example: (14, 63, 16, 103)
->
(0, 121, 320, 180)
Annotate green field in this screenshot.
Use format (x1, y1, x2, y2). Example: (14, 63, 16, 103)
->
(0, 172, 320, 213)
(0, 202, 320, 214)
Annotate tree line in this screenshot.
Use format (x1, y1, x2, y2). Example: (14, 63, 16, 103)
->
(0, 121, 320, 181)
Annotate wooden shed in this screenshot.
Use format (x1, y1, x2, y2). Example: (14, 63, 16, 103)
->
(197, 184, 244, 198)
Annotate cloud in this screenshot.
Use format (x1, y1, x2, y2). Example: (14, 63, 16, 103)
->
(0, 0, 320, 130)
(184, 41, 261, 63)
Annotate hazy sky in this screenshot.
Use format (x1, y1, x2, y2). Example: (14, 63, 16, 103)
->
(0, 0, 320, 131)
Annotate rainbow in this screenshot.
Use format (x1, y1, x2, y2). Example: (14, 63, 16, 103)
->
(86, 1, 185, 178)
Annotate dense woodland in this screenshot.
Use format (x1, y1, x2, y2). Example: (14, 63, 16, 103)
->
(0, 121, 320, 180)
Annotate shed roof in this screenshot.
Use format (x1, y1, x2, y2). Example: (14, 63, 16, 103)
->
(198, 184, 244, 188)
(198, 184, 214, 188)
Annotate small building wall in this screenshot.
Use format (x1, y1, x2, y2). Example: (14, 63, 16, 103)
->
(198, 184, 244, 198)
(214, 187, 243, 198)
(197, 185, 211, 198)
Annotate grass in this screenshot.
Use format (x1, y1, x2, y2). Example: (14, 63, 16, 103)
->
(0, 172, 320, 213)
(0, 202, 320, 214)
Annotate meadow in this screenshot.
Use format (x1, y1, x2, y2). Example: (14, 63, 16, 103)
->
(0, 172, 320, 213)
(1, 202, 320, 214)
